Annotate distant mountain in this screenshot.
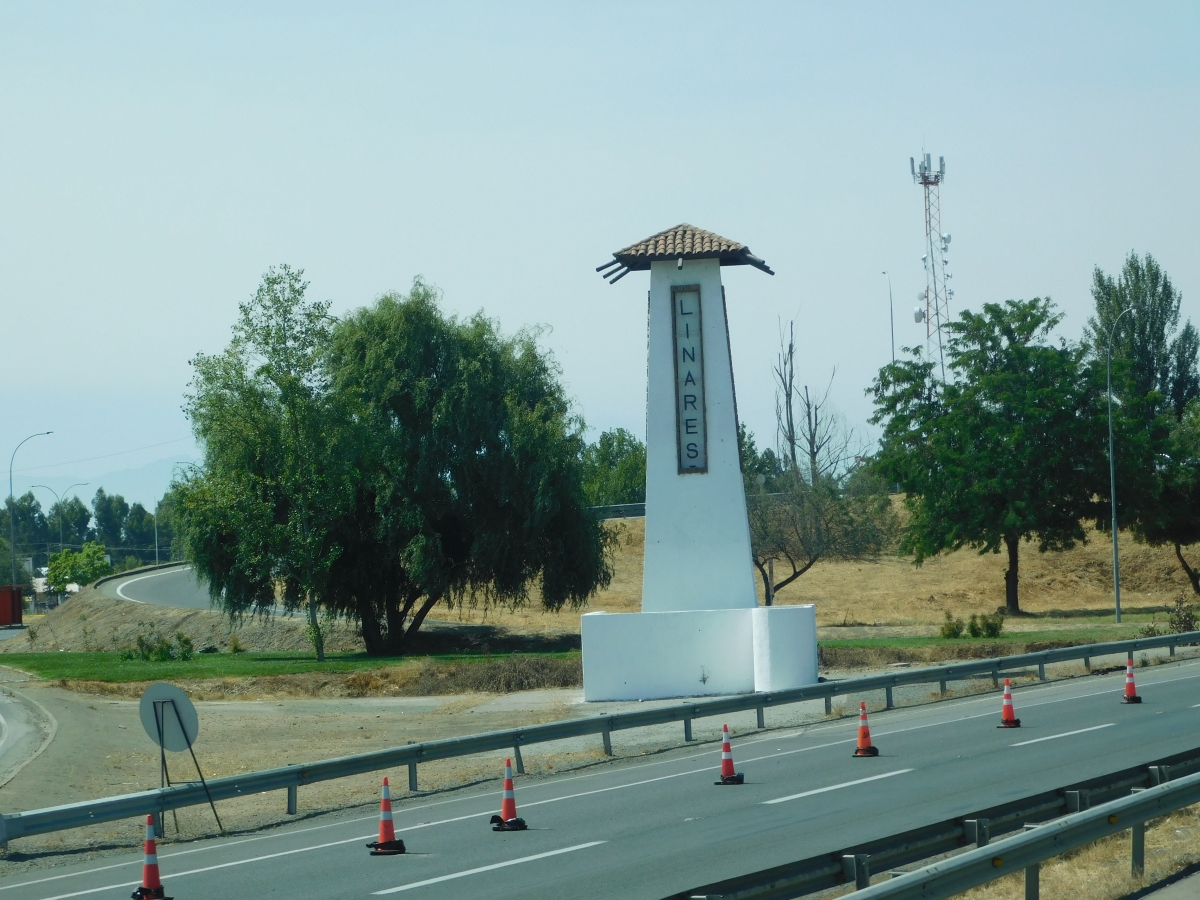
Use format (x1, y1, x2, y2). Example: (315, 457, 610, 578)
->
(14, 456, 197, 510)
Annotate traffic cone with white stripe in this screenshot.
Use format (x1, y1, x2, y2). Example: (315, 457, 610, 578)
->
(714, 724, 744, 785)
(998, 678, 1021, 728)
(366, 776, 406, 855)
(852, 701, 879, 757)
(1121, 658, 1142, 704)
(490, 758, 527, 831)
(131, 815, 171, 900)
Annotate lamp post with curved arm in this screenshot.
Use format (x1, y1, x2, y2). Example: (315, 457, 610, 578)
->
(8, 431, 53, 589)
(1107, 306, 1136, 623)
(31, 483, 88, 554)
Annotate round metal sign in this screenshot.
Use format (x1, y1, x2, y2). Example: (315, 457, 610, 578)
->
(139, 682, 199, 752)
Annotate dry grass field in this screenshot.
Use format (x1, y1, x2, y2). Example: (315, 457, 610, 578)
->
(459, 516, 1195, 635)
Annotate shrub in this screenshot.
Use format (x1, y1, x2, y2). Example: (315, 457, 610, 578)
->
(1168, 596, 1197, 634)
(940, 611, 965, 639)
(228, 633, 245, 654)
(980, 612, 1004, 638)
(119, 632, 195, 662)
(967, 614, 981, 638)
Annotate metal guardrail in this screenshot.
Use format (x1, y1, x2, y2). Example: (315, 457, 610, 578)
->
(2, 630, 1198, 848)
(672, 746, 1200, 899)
(854, 766, 1200, 899)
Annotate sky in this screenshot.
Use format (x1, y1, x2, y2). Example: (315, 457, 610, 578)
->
(2, 1, 1198, 509)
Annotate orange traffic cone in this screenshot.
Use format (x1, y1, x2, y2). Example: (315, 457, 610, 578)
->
(714, 724, 745, 785)
(366, 776, 406, 855)
(999, 678, 1021, 728)
(1121, 658, 1142, 704)
(852, 701, 879, 757)
(490, 758, 527, 831)
(131, 815, 172, 900)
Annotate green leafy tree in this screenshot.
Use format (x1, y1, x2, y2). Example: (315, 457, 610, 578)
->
(323, 278, 613, 655)
(175, 265, 346, 660)
(123, 503, 156, 552)
(871, 298, 1099, 614)
(47, 496, 93, 550)
(1126, 399, 1200, 594)
(580, 428, 647, 506)
(92, 489, 129, 549)
(1084, 252, 1200, 419)
(1, 493, 50, 562)
(47, 541, 113, 592)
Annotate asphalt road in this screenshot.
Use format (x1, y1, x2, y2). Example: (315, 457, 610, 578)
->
(2, 659, 1198, 900)
(96, 566, 213, 610)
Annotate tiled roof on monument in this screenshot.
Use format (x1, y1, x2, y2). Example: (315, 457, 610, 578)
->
(596, 223, 774, 283)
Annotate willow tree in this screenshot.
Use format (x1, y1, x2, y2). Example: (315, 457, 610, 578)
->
(323, 278, 613, 654)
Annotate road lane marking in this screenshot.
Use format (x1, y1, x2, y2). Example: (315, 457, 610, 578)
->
(1011, 723, 1114, 747)
(13, 662, 1200, 893)
(763, 769, 914, 805)
(373, 841, 606, 894)
(29, 832, 379, 900)
(114, 566, 193, 602)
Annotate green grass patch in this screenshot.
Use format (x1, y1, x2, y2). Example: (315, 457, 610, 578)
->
(820, 626, 1144, 650)
(0, 649, 581, 683)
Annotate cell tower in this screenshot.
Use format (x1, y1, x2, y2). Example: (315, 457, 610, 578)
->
(910, 153, 953, 379)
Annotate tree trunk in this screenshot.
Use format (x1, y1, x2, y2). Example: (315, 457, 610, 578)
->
(358, 595, 385, 656)
(754, 560, 773, 605)
(306, 590, 325, 661)
(1004, 534, 1021, 615)
(1175, 544, 1200, 596)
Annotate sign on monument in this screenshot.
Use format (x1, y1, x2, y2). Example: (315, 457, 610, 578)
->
(672, 284, 707, 473)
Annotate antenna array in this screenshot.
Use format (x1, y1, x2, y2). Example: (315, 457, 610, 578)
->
(909, 153, 954, 379)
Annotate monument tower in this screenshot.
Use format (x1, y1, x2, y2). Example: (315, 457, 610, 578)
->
(585, 225, 817, 701)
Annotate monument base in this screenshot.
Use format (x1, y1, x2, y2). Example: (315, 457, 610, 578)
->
(581, 605, 817, 702)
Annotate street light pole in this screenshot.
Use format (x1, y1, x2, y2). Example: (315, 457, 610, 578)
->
(882, 271, 895, 363)
(31, 483, 88, 554)
(1107, 306, 1135, 624)
(8, 431, 52, 589)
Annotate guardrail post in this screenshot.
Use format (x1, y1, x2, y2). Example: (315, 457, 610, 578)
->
(408, 763, 418, 793)
(1150, 766, 1170, 785)
(885, 686, 894, 710)
(152, 812, 164, 839)
(1038, 662, 1046, 681)
(684, 718, 693, 742)
(1132, 819, 1145, 877)
(991, 667, 999, 688)
(0, 814, 8, 850)
(756, 707, 765, 729)
(842, 854, 870, 889)
(1169, 643, 1176, 657)
(939, 679, 948, 696)
(513, 744, 524, 775)
(1066, 790, 1089, 812)
(1084, 655, 1091, 672)
(964, 818, 990, 847)
(825, 697, 833, 715)
(286, 785, 297, 815)
(1024, 825, 1040, 900)
(602, 728, 613, 757)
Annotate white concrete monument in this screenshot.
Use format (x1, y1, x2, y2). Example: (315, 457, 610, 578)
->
(583, 224, 819, 701)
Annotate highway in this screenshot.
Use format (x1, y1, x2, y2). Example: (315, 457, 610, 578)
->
(1, 659, 1197, 899)
(96, 566, 213, 610)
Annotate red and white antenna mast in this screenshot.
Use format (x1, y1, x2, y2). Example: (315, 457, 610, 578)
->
(910, 153, 953, 379)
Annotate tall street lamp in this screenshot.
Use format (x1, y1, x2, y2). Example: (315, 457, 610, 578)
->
(8, 431, 52, 589)
(882, 271, 895, 363)
(31, 483, 88, 554)
(1107, 306, 1135, 623)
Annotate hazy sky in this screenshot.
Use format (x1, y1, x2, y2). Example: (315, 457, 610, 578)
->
(2, 2, 1197, 508)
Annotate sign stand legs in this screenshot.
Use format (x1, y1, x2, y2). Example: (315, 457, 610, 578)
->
(155, 699, 224, 835)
